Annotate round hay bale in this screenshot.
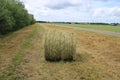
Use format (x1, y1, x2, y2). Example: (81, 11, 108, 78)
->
(44, 29, 76, 61)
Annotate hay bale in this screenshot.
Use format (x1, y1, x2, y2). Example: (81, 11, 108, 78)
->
(44, 29, 76, 61)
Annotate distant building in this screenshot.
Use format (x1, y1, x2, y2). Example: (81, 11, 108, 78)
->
(70, 22, 76, 24)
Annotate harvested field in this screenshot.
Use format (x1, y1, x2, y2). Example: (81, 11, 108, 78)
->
(0, 23, 120, 80)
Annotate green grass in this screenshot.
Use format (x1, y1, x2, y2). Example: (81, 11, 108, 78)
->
(57, 24, 120, 32)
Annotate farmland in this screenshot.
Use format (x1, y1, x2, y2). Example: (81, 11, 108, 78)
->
(0, 23, 120, 80)
(57, 23, 120, 32)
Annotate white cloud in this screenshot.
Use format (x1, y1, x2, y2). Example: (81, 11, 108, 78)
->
(20, 0, 120, 23)
(45, 0, 83, 9)
(93, 7, 120, 17)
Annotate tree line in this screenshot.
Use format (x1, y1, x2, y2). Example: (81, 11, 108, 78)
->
(0, 0, 35, 35)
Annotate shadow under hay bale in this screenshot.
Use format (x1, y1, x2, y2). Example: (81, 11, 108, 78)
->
(44, 29, 76, 62)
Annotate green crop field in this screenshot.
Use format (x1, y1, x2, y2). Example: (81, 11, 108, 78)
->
(57, 24, 120, 32)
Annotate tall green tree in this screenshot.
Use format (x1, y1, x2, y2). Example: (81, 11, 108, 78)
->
(0, 0, 15, 34)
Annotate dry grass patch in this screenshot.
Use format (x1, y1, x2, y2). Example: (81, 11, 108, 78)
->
(0, 24, 37, 75)
(39, 23, 120, 80)
(1, 23, 119, 80)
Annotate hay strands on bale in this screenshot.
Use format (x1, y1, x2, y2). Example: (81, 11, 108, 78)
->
(44, 29, 76, 62)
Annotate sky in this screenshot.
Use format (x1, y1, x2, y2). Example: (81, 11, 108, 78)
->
(20, 0, 120, 23)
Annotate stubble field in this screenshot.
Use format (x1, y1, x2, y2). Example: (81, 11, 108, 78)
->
(0, 23, 120, 80)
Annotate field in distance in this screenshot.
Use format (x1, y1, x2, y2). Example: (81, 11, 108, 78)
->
(57, 23, 120, 32)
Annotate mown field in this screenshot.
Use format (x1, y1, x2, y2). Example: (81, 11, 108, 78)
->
(57, 23, 120, 32)
(0, 23, 120, 80)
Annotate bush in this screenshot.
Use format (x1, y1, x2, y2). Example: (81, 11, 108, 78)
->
(0, 0, 35, 35)
(0, 8, 15, 34)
